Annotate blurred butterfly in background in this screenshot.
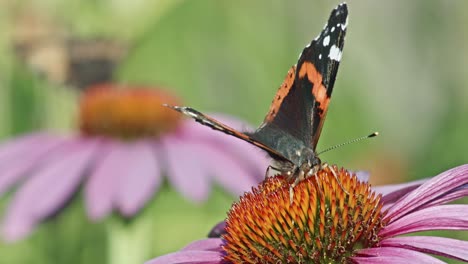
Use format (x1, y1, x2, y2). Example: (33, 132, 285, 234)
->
(12, 10, 127, 90)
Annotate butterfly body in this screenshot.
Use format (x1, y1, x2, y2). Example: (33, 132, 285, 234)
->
(246, 124, 321, 182)
(166, 3, 348, 185)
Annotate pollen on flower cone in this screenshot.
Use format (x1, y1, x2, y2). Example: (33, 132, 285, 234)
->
(79, 84, 182, 139)
(223, 166, 386, 264)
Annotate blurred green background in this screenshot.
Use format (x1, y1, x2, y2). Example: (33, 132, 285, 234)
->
(0, 0, 467, 263)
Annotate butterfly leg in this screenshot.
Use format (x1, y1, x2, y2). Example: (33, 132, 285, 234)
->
(289, 168, 305, 204)
(289, 185, 295, 204)
(321, 163, 349, 195)
(265, 165, 282, 178)
(289, 180, 298, 204)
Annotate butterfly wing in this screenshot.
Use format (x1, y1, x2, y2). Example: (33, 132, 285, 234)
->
(164, 105, 291, 162)
(165, 4, 348, 166)
(253, 4, 348, 151)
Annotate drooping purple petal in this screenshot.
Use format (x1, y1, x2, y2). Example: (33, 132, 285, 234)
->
(163, 136, 212, 202)
(144, 250, 223, 264)
(164, 127, 262, 200)
(85, 141, 122, 220)
(385, 164, 468, 222)
(374, 178, 427, 197)
(376, 179, 426, 205)
(380, 236, 468, 262)
(2, 138, 99, 241)
(181, 238, 224, 251)
(352, 247, 446, 264)
(116, 140, 161, 217)
(381, 204, 468, 237)
(0, 133, 49, 160)
(0, 136, 66, 195)
(202, 134, 269, 182)
(195, 141, 260, 196)
(178, 117, 269, 180)
(420, 183, 468, 209)
(3, 222, 35, 244)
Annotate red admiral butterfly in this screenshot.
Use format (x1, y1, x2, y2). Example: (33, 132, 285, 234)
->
(166, 3, 349, 187)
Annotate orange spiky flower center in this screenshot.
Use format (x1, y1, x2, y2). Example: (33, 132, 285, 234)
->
(223, 166, 386, 264)
(79, 84, 182, 140)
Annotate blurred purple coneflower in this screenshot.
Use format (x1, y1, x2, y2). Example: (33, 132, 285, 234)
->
(146, 164, 468, 263)
(0, 83, 268, 242)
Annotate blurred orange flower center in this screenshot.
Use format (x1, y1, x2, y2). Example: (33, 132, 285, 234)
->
(223, 167, 386, 264)
(79, 84, 182, 140)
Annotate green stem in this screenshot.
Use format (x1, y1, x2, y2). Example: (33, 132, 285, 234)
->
(107, 216, 153, 264)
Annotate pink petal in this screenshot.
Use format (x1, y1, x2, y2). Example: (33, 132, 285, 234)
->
(376, 179, 427, 205)
(165, 132, 260, 197)
(181, 238, 223, 251)
(381, 236, 468, 262)
(1, 221, 34, 243)
(85, 141, 121, 220)
(195, 141, 259, 196)
(353, 247, 445, 264)
(144, 250, 222, 264)
(385, 164, 468, 222)
(163, 136, 211, 202)
(0, 133, 49, 160)
(204, 135, 269, 182)
(116, 141, 161, 217)
(0, 137, 66, 195)
(178, 116, 269, 181)
(375, 178, 427, 197)
(2, 138, 99, 241)
(381, 204, 468, 237)
(421, 184, 468, 209)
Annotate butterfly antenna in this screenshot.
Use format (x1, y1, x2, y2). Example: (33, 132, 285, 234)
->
(317, 132, 379, 156)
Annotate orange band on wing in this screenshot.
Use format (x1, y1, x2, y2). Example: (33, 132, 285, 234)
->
(298, 61, 330, 117)
(264, 66, 296, 123)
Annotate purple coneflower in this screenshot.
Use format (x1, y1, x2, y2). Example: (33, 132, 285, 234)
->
(146, 164, 468, 263)
(0, 84, 268, 242)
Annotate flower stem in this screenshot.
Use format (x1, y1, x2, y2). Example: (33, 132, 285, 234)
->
(107, 216, 153, 264)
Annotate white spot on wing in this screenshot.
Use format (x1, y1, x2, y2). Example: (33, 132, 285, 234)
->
(342, 16, 349, 30)
(186, 111, 200, 119)
(328, 45, 342, 61)
(323, 36, 330, 47)
(331, 27, 335, 32)
(319, 54, 322, 60)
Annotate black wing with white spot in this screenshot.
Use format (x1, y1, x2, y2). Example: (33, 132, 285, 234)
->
(252, 3, 348, 151)
(303, 3, 348, 99)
